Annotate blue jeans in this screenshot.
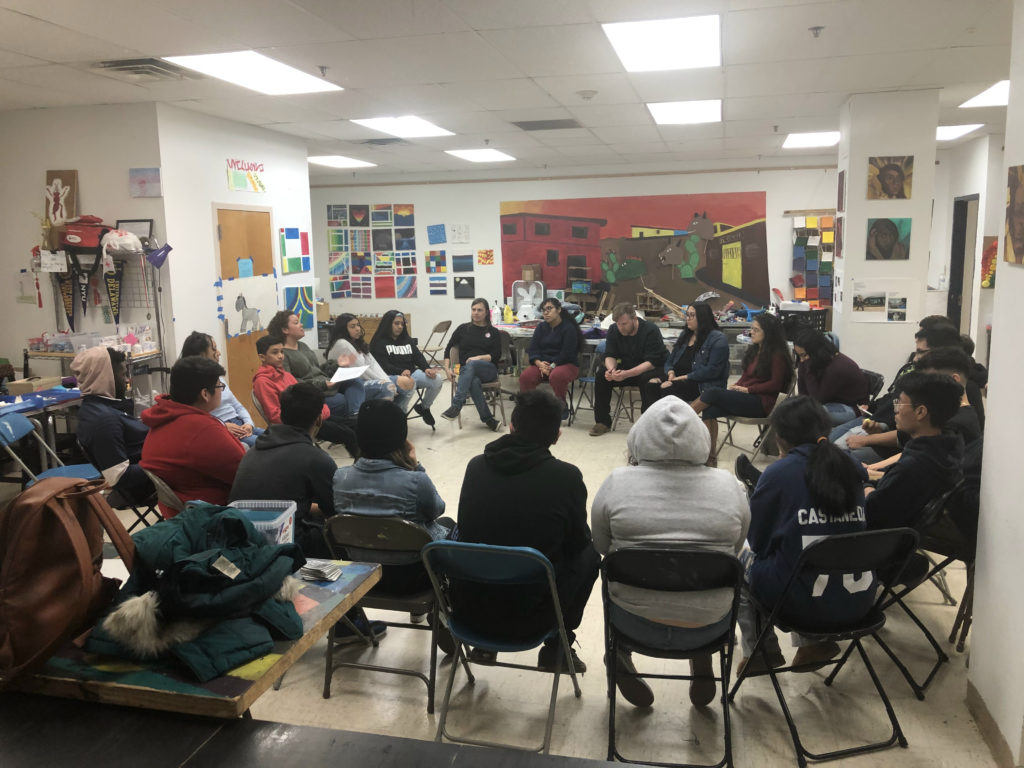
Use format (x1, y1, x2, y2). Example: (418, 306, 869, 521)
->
(225, 416, 263, 448)
(451, 360, 497, 422)
(823, 402, 858, 426)
(609, 603, 731, 652)
(363, 379, 396, 402)
(326, 379, 365, 418)
(396, 370, 443, 410)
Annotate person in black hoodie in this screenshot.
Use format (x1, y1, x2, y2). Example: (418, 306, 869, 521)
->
(455, 390, 599, 673)
(865, 372, 965, 530)
(230, 382, 337, 558)
(369, 309, 444, 427)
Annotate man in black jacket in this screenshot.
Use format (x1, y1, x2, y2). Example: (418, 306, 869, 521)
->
(590, 303, 667, 436)
(456, 390, 599, 672)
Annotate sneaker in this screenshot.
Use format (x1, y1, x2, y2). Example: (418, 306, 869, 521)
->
(484, 418, 501, 431)
(614, 650, 654, 707)
(561, 403, 570, 421)
(734, 455, 761, 495)
(589, 423, 610, 437)
(332, 617, 388, 646)
(791, 641, 841, 672)
(737, 648, 786, 677)
(410, 612, 427, 624)
(440, 406, 459, 421)
(414, 404, 436, 427)
(689, 653, 717, 707)
(537, 643, 586, 674)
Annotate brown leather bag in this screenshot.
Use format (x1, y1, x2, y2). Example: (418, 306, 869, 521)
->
(0, 477, 135, 689)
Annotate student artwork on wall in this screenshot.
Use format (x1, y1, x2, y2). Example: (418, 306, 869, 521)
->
(350, 228, 371, 251)
(867, 156, 913, 200)
(327, 205, 348, 227)
(837, 170, 845, 213)
(500, 192, 769, 307)
(375, 276, 396, 298)
(448, 223, 470, 243)
(220, 273, 277, 338)
(349, 205, 370, 227)
(351, 252, 373, 274)
(395, 252, 417, 275)
(284, 284, 315, 329)
(426, 250, 447, 273)
(279, 228, 311, 273)
(351, 274, 373, 298)
(451, 253, 474, 272)
(866, 218, 911, 260)
(791, 215, 835, 305)
(371, 228, 394, 251)
(330, 276, 351, 299)
(428, 276, 447, 295)
(427, 224, 446, 245)
(477, 249, 494, 265)
(1005, 165, 1024, 265)
(395, 228, 416, 250)
(981, 236, 998, 287)
(394, 204, 414, 226)
(328, 228, 349, 252)
(129, 167, 161, 198)
(850, 278, 914, 322)
(45, 170, 78, 225)
(371, 204, 393, 227)
(453, 276, 475, 298)
(373, 251, 395, 275)
(396, 276, 417, 298)
(328, 252, 350, 279)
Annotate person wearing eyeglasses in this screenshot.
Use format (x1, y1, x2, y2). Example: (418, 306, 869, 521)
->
(649, 301, 729, 405)
(518, 298, 585, 420)
(141, 356, 247, 517)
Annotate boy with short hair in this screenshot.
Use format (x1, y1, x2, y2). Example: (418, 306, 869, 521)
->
(252, 335, 357, 457)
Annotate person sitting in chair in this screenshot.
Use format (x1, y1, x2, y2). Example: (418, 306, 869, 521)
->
(327, 313, 414, 409)
(72, 346, 152, 507)
(592, 396, 749, 708)
(370, 309, 444, 427)
(441, 298, 503, 431)
(792, 327, 868, 426)
(518, 297, 585, 420)
(648, 301, 729, 405)
(589, 303, 668, 437)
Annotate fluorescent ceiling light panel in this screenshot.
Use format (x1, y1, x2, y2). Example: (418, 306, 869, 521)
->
(959, 80, 1009, 108)
(782, 131, 841, 149)
(445, 149, 516, 163)
(603, 16, 720, 72)
(163, 51, 341, 95)
(647, 99, 721, 125)
(308, 155, 376, 168)
(350, 116, 453, 138)
(936, 124, 983, 141)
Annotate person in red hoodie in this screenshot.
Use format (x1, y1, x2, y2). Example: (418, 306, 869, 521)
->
(252, 335, 358, 457)
(141, 355, 246, 517)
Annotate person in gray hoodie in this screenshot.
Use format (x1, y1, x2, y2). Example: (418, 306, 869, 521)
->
(592, 396, 750, 708)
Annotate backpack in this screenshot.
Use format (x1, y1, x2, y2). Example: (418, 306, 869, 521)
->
(0, 477, 135, 689)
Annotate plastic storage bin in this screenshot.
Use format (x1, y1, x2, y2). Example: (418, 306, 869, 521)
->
(228, 500, 296, 545)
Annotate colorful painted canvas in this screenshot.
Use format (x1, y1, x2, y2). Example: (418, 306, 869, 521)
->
(396, 276, 417, 298)
(427, 224, 446, 245)
(453, 276, 475, 298)
(426, 250, 447, 273)
(371, 204, 393, 227)
(395, 252, 417, 275)
(374, 251, 395, 275)
(447, 223, 470, 244)
(477, 249, 494, 265)
(429, 276, 447, 295)
(452, 253, 474, 273)
(349, 205, 370, 227)
(351, 252, 373, 274)
(350, 228, 371, 252)
(394, 204, 414, 227)
(395, 228, 416, 250)
(1006, 165, 1024, 264)
(866, 218, 911, 260)
(375, 276, 396, 298)
(328, 252, 350, 276)
(372, 229, 394, 251)
(327, 204, 348, 227)
(284, 284, 315, 328)
(867, 156, 913, 200)
(330, 277, 350, 299)
(280, 228, 311, 274)
(351, 274, 373, 298)
(328, 228, 349, 252)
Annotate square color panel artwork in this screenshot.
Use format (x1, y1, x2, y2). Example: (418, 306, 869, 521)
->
(395, 252, 417, 275)
(396, 275, 417, 298)
(280, 228, 311, 274)
(351, 274, 373, 298)
(373, 251, 395, 275)
(394, 228, 416, 250)
(428, 276, 447, 295)
(327, 204, 348, 227)
(330, 277, 350, 299)
(349, 205, 370, 227)
(453, 276, 475, 298)
(477, 249, 494, 265)
(427, 224, 446, 245)
(328, 228, 349, 252)
(350, 228, 371, 252)
(351, 252, 373, 274)
(452, 253, 474, 273)
(371, 204, 393, 227)
(394, 204, 414, 227)
(374, 276, 396, 298)
(328, 252, 350, 276)
(426, 250, 447, 273)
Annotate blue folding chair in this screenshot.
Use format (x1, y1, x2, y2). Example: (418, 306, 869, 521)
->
(421, 541, 582, 754)
(0, 412, 99, 487)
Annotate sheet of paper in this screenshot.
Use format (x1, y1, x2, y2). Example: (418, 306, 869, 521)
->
(330, 365, 368, 383)
(40, 250, 67, 272)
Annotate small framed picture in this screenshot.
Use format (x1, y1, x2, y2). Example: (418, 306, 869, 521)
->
(116, 219, 154, 239)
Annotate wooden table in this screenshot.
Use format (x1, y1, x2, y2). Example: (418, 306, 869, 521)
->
(11, 561, 381, 718)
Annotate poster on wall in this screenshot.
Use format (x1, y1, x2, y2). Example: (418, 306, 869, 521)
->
(280, 228, 311, 273)
(284, 284, 315, 329)
(129, 168, 161, 198)
(866, 218, 911, 260)
(867, 156, 913, 200)
(45, 170, 78, 225)
(453, 276, 475, 298)
(477, 249, 494, 265)
(850, 278, 914, 322)
(220, 274, 277, 337)
(981, 236, 998, 287)
(1005, 165, 1024, 265)
(226, 158, 266, 192)
(499, 192, 769, 308)
(394, 204, 415, 226)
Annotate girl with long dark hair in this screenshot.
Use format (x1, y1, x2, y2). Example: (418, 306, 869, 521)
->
(650, 301, 729, 404)
(690, 312, 793, 465)
(370, 309, 444, 427)
(735, 396, 871, 674)
(327, 313, 414, 408)
(440, 298, 503, 430)
(518, 297, 584, 417)
(792, 327, 868, 426)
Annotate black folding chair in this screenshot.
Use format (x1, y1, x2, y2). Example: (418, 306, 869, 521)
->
(861, 369, 885, 402)
(322, 514, 445, 712)
(421, 541, 582, 754)
(729, 528, 919, 767)
(77, 440, 159, 533)
(603, 547, 743, 768)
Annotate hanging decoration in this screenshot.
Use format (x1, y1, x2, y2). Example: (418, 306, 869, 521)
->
(104, 261, 125, 323)
(57, 273, 75, 330)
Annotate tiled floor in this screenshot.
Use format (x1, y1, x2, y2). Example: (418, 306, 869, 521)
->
(63, 386, 990, 767)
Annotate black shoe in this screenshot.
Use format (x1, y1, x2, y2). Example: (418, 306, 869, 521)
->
(561, 403, 570, 421)
(734, 454, 760, 495)
(537, 643, 586, 674)
(332, 617, 387, 645)
(414, 403, 436, 427)
(440, 406, 459, 421)
(614, 650, 654, 707)
(484, 418, 501, 431)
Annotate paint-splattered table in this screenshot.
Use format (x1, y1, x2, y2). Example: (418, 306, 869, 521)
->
(12, 561, 380, 718)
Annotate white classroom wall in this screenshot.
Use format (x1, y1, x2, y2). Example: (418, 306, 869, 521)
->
(310, 168, 836, 345)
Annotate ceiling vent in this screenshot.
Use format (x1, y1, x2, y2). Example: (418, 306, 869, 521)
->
(511, 118, 581, 131)
(359, 137, 410, 147)
(91, 58, 203, 83)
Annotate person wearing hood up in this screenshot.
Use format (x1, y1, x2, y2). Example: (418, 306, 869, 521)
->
(591, 397, 749, 709)
(230, 382, 337, 558)
(72, 346, 152, 506)
(140, 355, 246, 517)
(455, 389, 599, 674)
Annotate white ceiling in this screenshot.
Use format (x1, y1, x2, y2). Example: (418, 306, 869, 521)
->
(0, 0, 1012, 185)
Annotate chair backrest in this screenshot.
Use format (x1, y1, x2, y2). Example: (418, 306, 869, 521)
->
(0, 413, 38, 446)
(603, 547, 742, 594)
(913, 479, 966, 532)
(794, 528, 918, 583)
(422, 541, 553, 587)
(141, 468, 184, 513)
(324, 514, 433, 556)
(862, 369, 885, 401)
(423, 320, 452, 349)
(497, 331, 513, 371)
(249, 388, 269, 424)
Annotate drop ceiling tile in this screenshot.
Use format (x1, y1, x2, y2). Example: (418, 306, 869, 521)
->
(627, 69, 725, 103)
(658, 122, 725, 143)
(163, 0, 353, 47)
(2, 64, 148, 101)
(528, 127, 602, 146)
(289, 0, 469, 39)
(479, 25, 623, 77)
(0, 9, 142, 63)
(440, 79, 558, 111)
(609, 142, 672, 155)
(590, 124, 662, 143)
(568, 102, 655, 128)
(724, 60, 822, 99)
(287, 89, 399, 120)
(174, 97, 336, 126)
(492, 106, 576, 123)
(555, 143, 620, 157)
(906, 45, 1010, 87)
(533, 73, 639, 105)
(440, 0, 594, 30)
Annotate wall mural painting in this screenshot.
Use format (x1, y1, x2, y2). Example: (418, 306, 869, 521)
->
(499, 192, 769, 309)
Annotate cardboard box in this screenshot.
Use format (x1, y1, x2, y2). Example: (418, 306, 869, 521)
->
(316, 300, 331, 323)
(7, 376, 63, 395)
(522, 264, 541, 282)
